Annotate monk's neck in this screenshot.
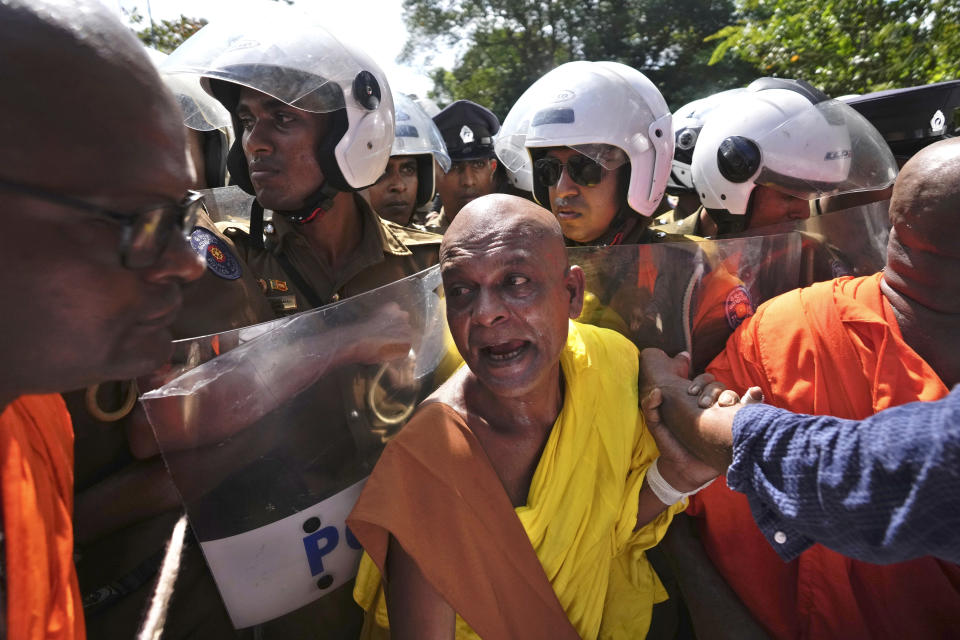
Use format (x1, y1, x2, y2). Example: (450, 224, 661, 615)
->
(467, 366, 565, 437)
(460, 366, 565, 507)
(290, 191, 363, 270)
(881, 275, 960, 387)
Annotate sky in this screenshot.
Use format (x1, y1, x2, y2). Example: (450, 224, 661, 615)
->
(109, 0, 453, 97)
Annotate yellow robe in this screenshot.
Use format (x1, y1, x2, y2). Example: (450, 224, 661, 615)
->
(350, 321, 682, 639)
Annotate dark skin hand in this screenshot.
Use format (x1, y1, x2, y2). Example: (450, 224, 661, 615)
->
(639, 348, 762, 474)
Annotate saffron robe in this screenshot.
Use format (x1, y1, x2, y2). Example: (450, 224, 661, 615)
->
(693, 272, 959, 638)
(348, 321, 682, 639)
(0, 395, 85, 639)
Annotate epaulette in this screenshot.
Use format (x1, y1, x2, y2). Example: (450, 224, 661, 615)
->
(651, 229, 701, 243)
(217, 221, 251, 236)
(382, 219, 443, 246)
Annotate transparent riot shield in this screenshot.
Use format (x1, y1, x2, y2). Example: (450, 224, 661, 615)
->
(572, 232, 802, 371)
(198, 185, 258, 228)
(795, 200, 890, 282)
(140, 233, 801, 634)
(140, 266, 451, 634)
(728, 199, 891, 286)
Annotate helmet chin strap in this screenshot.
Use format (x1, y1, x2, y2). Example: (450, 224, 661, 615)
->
(593, 205, 632, 246)
(706, 208, 748, 236)
(276, 181, 341, 224)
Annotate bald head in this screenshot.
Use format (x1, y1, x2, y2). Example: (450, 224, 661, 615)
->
(441, 194, 568, 271)
(0, 0, 187, 194)
(888, 138, 960, 250)
(439, 193, 585, 400)
(883, 138, 960, 314)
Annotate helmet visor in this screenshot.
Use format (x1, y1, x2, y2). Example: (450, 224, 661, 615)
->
(755, 99, 897, 200)
(392, 93, 451, 173)
(161, 7, 371, 113)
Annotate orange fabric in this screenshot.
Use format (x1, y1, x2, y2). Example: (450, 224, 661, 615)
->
(0, 395, 84, 640)
(692, 272, 959, 639)
(347, 402, 579, 639)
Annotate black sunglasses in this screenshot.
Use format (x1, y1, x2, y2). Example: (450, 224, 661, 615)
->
(533, 155, 606, 188)
(0, 178, 204, 269)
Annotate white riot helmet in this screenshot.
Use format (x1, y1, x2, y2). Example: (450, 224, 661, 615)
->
(668, 88, 745, 194)
(161, 6, 395, 197)
(691, 78, 897, 219)
(147, 47, 234, 188)
(391, 93, 451, 208)
(495, 61, 673, 215)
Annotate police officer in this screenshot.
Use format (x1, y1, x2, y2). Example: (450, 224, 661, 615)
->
(73, 11, 441, 640)
(163, 15, 441, 318)
(689, 78, 898, 236)
(496, 61, 679, 247)
(653, 88, 745, 235)
(425, 99, 502, 232)
(363, 92, 450, 227)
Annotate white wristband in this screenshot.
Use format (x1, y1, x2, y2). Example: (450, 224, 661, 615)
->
(646, 457, 715, 506)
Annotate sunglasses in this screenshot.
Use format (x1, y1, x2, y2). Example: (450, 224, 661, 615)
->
(533, 155, 606, 188)
(0, 178, 204, 269)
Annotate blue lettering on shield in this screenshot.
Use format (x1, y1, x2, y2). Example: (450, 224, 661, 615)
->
(303, 526, 340, 577)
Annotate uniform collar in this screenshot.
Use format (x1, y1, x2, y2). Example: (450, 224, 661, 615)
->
(268, 194, 412, 259)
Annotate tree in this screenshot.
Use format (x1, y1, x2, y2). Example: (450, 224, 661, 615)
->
(401, 0, 760, 118)
(125, 7, 207, 54)
(708, 0, 960, 96)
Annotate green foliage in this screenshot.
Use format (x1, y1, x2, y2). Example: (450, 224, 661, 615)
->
(402, 0, 762, 117)
(708, 0, 960, 96)
(126, 8, 207, 54)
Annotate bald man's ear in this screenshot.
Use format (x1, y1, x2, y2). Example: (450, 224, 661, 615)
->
(565, 265, 586, 319)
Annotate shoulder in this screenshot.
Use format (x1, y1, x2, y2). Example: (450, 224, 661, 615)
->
(381, 219, 443, 248)
(383, 401, 476, 463)
(652, 210, 701, 237)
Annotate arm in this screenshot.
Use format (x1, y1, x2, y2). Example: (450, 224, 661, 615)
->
(727, 388, 960, 565)
(384, 535, 456, 640)
(641, 349, 960, 565)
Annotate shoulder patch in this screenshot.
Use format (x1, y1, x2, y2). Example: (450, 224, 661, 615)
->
(190, 226, 243, 280)
(724, 285, 755, 329)
(383, 219, 443, 246)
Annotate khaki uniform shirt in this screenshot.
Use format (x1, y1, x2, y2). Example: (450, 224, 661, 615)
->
(651, 209, 703, 237)
(223, 195, 441, 316)
(422, 207, 450, 235)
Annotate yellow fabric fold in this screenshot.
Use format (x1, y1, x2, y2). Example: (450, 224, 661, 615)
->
(354, 321, 682, 639)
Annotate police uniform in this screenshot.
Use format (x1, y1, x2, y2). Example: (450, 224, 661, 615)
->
(222, 193, 441, 316)
(429, 100, 502, 232)
(652, 208, 704, 237)
(422, 207, 450, 234)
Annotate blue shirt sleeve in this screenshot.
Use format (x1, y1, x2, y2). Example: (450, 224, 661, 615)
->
(725, 386, 960, 564)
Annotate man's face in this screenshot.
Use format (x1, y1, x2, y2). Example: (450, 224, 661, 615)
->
(366, 156, 418, 225)
(236, 87, 328, 212)
(435, 157, 497, 220)
(747, 185, 811, 229)
(0, 109, 204, 394)
(545, 147, 622, 243)
(441, 224, 582, 398)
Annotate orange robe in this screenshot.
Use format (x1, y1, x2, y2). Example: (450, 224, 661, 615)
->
(691, 272, 959, 638)
(0, 395, 85, 640)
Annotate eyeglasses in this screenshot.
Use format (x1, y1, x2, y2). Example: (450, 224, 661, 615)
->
(533, 155, 606, 188)
(0, 178, 204, 269)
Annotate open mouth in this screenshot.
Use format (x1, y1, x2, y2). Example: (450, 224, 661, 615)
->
(555, 209, 581, 220)
(481, 339, 530, 364)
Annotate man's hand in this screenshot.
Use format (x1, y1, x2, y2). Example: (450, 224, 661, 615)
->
(639, 348, 727, 408)
(639, 347, 763, 474)
(642, 387, 719, 491)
